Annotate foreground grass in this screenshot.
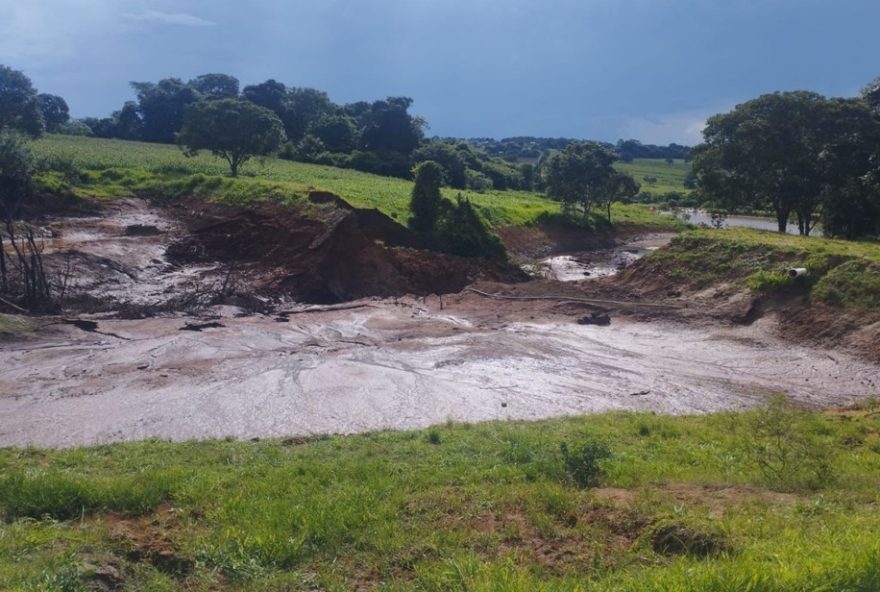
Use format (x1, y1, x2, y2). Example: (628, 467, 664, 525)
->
(2, 407, 880, 591)
(31, 135, 680, 230)
(639, 227, 880, 313)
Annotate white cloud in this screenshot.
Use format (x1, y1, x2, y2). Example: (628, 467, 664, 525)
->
(0, 0, 117, 61)
(124, 10, 216, 27)
(0, 2, 216, 65)
(619, 108, 721, 145)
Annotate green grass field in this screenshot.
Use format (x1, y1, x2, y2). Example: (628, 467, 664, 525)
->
(2, 404, 879, 591)
(30, 136, 681, 229)
(615, 159, 692, 195)
(639, 227, 880, 313)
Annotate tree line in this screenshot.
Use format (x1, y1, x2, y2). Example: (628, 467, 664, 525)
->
(465, 136, 692, 163)
(693, 77, 880, 239)
(0, 65, 529, 189)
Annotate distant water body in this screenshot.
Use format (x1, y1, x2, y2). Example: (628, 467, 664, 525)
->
(668, 209, 823, 237)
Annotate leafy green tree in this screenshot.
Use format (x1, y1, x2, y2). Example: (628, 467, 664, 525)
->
(285, 88, 335, 143)
(520, 163, 535, 191)
(411, 141, 468, 189)
(292, 134, 326, 162)
(862, 75, 880, 116)
(435, 194, 506, 259)
(57, 120, 92, 136)
(601, 172, 640, 222)
(242, 82, 336, 144)
(80, 116, 116, 138)
(189, 73, 240, 100)
(241, 79, 288, 115)
(0, 65, 43, 137)
(408, 160, 444, 234)
(0, 129, 34, 214)
(309, 114, 356, 153)
(360, 97, 425, 155)
(132, 78, 200, 143)
(695, 91, 880, 236)
(36, 94, 69, 132)
(816, 99, 880, 239)
(693, 91, 828, 233)
(112, 101, 143, 140)
(544, 141, 618, 220)
(177, 99, 286, 177)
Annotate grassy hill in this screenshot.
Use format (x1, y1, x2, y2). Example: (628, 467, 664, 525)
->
(616, 159, 691, 195)
(31, 136, 680, 229)
(1, 406, 879, 591)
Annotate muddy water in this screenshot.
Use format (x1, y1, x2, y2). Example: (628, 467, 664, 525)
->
(38, 199, 226, 308)
(536, 234, 672, 282)
(1, 303, 876, 447)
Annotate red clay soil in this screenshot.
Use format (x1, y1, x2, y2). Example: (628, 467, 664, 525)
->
(165, 198, 527, 304)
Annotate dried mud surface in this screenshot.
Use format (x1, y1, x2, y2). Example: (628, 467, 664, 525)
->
(2, 293, 877, 447)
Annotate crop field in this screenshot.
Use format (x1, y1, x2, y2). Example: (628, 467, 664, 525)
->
(615, 159, 692, 195)
(2, 405, 880, 591)
(31, 135, 681, 229)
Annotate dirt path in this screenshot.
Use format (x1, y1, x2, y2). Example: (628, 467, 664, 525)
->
(2, 299, 876, 448)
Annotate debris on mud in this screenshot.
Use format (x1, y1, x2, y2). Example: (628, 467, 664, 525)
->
(577, 312, 611, 326)
(179, 321, 224, 332)
(63, 318, 99, 332)
(124, 223, 162, 236)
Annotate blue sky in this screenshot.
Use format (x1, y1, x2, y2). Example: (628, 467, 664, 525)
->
(1, 0, 877, 144)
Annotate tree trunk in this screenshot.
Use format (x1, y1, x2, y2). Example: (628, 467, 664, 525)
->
(0, 232, 6, 293)
(230, 160, 239, 177)
(776, 208, 789, 233)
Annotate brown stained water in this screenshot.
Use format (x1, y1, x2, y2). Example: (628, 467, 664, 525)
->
(535, 234, 672, 281)
(1, 302, 876, 447)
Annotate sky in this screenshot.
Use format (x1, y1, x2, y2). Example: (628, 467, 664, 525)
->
(1, 0, 878, 145)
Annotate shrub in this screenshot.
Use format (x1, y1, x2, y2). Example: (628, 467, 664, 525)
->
(408, 160, 443, 234)
(747, 269, 794, 293)
(434, 195, 507, 259)
(745, 395, 835, 491)
(559, 436, 612, 488)
(0, 129, 35, 212)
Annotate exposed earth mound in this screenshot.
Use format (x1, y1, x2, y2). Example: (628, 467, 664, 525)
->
(23, 193, 526, 313)
(164, 193, 527, 303)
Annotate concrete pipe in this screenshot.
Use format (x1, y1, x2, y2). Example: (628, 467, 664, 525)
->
(788, 267, 808, 278)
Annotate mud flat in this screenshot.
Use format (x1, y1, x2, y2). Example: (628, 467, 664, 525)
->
(1, 299, 876, 448)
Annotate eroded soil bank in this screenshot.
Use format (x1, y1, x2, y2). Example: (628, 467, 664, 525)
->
(2, 294, 877, 447)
